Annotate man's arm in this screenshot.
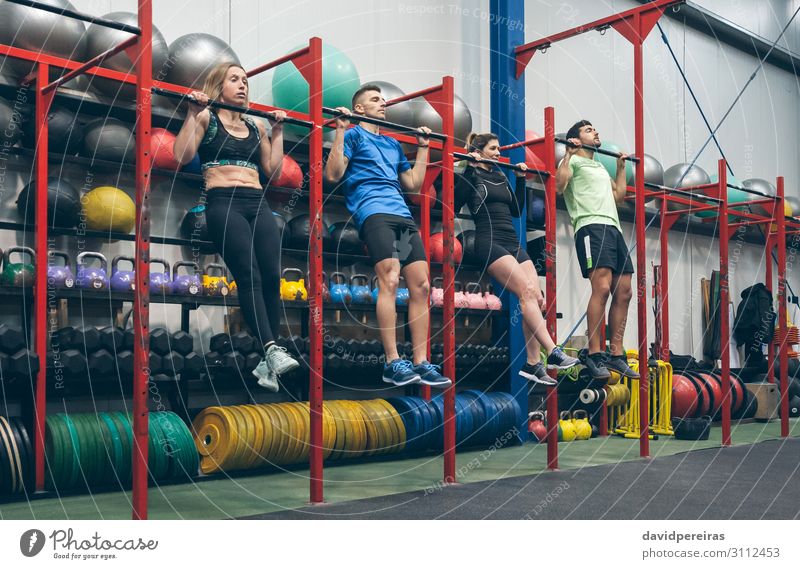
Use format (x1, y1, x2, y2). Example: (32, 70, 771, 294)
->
(324, 107, 350, 184)
(555, 137, 580, 194)
(398, 127, 432, 192)
(609, 153, 629, 203)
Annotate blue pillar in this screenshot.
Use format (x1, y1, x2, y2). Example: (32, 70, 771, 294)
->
(489, 0, 528, 438)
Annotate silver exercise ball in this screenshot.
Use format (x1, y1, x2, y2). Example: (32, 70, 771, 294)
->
(410, 93, 472, 147)
(785, 195, 799, 217)
(165, 33, 241, 91)
(364, 80, 413, 127)
(0, 0, 87, 78)
(85, 12, 169, 100)
(663, 162, 710, 212)
(742, 178, 776, 217)
(0, 97, 22, 147)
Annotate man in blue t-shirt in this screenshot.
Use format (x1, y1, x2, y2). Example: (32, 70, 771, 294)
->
(325, 84, 450, 388)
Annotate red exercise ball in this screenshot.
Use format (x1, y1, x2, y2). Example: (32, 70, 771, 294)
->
(407, 186, 436, 208)
(270, 155, 304, 189)
(151, 128, 180, 170)
(430, 232, 463, 264)
(524, 129, 546, 171)
(671, 374, 698, 419)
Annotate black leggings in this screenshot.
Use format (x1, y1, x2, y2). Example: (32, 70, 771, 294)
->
(205, 187, 281, 349)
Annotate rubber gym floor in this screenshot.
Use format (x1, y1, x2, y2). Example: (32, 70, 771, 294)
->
(2, 420, 798, 520)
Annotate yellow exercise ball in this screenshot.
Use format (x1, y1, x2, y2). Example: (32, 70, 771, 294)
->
(82, 186, 135, 233)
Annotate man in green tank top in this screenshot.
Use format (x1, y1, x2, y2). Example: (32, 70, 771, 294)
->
(555, 120, 639, 380)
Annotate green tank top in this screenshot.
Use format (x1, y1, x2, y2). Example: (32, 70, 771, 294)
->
(562, 154, 621, 232)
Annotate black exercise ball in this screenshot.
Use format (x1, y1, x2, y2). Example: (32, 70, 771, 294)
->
(0, 96, 22, 147)
(288, 213, 332, 250)
(457, 229, 476, 264)
(327, 221, 361, 253)
(21, 104, 82, 154)
(16, 177, 81, 228)
(82, 117, 134, 162)
(273, 211, 289, 247)
(180, 205, 216, 254)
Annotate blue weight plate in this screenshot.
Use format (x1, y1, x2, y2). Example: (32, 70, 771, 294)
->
(386, 397, 422, 452)
(493, 393, 515, 437)
(430, 396, 445, 450)
(462, 389, 492, 444)
(453, 396, 465, 444)
(484, 393, 504, 445)
(455, 394, 474, 445)
(411, 397, 436, 451)
(493, 392, 523, 445)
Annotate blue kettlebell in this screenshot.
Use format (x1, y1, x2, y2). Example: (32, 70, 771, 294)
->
(371, 275, 380, 303)
(350, 273, 372, 304)
(48, 250, 74, 289)
(329, 271, 352, 304)
(396, 276, 409, 306)
(76, 252, 108, 290)
(172, 261, 202, 296)
(110, 255, 135, 291)
(149, 258, 171, 295)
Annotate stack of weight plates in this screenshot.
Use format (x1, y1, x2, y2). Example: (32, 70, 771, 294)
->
(0, 415, 33, 495)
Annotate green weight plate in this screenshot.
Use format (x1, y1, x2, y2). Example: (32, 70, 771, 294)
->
(98, 413, 123, 483)
(10, 418, 33, 492)
(173, 412, 200, 478)
(76, 414, 101, 488)
(148, 413, 168, 481)
(60, 414, 81, 489)
(155, 413, 177, 479)
(91, 413, 114, 484)
(161, 412, 190, 478)
(110, 412, 132, 484)
(44, 416, 65, 490)
(0, 417, 18, 494)
(71, 414, 95, 488)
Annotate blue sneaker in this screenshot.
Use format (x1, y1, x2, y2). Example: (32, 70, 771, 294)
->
(413, 361, 452, 389)
(382, 359, 421, 387)
(546, 347, 580, 370)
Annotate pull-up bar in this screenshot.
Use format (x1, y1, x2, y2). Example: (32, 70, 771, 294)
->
(5, 0, 142, 34)
(152, 87, 314, 129)
(453, 152, 548, 177)
(555, 137, 640, 163)
(322, 106, 447, 142)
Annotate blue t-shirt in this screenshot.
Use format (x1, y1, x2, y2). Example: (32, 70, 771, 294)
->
(342, 125, 413, 228)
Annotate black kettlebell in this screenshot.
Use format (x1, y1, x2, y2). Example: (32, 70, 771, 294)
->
(1, 246, 36, 287)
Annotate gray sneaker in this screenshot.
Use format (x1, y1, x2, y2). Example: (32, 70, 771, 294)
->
(605, 354, 640, 379)
(265, 344, 300, 376)
(584, 352, 611, 380)
(253, 360, 279, 392)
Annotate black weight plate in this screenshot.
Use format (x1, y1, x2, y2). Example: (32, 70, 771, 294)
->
(0, 417, 17, 494)
(8, 418, 31, 494)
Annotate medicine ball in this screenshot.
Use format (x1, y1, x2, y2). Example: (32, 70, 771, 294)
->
(457, 229, 476, 264)
(16, 177, 81, 228)
(180, 205, 216, 254)
(150, 128, 180, 170)
(21, 104, 82, 154)
(328, 221, 361, 254)
(182, 153, 202, 175)
(528, 192, 545, 228)
(288, 213, 332, 249)
(0, 97, 22, 147)
(82, 117, 135, 163)
(267, 154, 303, 189)
(430, 232, 463, 264)
(82, 186, 135, 233)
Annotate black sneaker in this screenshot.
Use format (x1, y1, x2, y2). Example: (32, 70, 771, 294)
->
(519, 362, 557, 386)
(382, 358, 421, 386)
(584, 352, 611, 380)
(605, 354, 640, 379)
(413, 361, 452, 388)
(546, 347, 580, 370)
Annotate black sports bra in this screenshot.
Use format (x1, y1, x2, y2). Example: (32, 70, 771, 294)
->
(198, 110, 261, 172)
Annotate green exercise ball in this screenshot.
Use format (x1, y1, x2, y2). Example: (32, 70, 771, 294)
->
(697, 173, 750, 220)
(272, 44, 360, 139)
(594, 140, 634, 186)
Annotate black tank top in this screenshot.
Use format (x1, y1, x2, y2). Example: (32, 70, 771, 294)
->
(198, 110, 261, 173)
(455, 165, 527, 243)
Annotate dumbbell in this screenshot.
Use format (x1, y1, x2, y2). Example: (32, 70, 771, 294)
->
(431, 352, 444, 366)
(245, 352, 261, 372)
(210, 331, 255, 355)
(222, 351, 245, 373)
(184, 352, 204, 374)
(149, 328, 171, 355)
(171, 331, 194, 355)
(48, 349, 87, 380)
(161, 352, 185, 376)
(6, 349, 40, 380)
(0, 324, 25, 354)
(116, 350, 133, 378)
(364, 339, 382, 355)
(324, 353, 341, 371)
(88, 349, 115, 377)
(98, 326, 124, 352)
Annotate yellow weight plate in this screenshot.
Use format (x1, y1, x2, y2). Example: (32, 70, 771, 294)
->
(364, 400, 393, 455)
(239, 406, 265, 470)
(257, 405, 281, 464)
(323, 403, 343, 461)
(216, 406, 244, 472)
(251, 405, 275, 466)
(291, 403, 310, 463)
(374, 399, 407, 452)
(371, 400, 399, 453)
(352, 401, 380, 456)
(339, 401, 367, 459)
(281, 404, 304, 465)
(321, 404, 336, 460)
(266, 404, 291, 465)
(274, 404, 300, 465)
(192, 407, 236, 474)
(225, 406, 250, 470)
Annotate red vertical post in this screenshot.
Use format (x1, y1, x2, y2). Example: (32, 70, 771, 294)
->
(440, 77, 456, 483)
(420, 169, 432, 403)
(33, 62, 54, 491)
(305, 37, 324, 504)
(132, 0, 153, 520)
(543, 107, 559, 468)
(632, 26, 649, 458)
(658, 211, 671, 362)
(718, 160, 731, 446)
(765, 233, 775, 384)
(776, 177, 789, 437)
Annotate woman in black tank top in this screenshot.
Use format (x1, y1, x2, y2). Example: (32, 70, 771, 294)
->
(173, 62, 298, 391)
(456, 133, 578, 383)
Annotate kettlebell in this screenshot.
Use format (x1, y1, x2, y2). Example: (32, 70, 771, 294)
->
(321, 271, 331, 302)
(48, 250, 74, 289)
(466, 282, 487, 309)
(1, 246, 35, 287)
(350, 274, 372, 304)
(371, 275, 380, 303)
(76, 252, 108, 290)
(329, 272, 352, 304)
(528, 411, 547, 443)
(430, 276, 444, 307)
(110, 256, 136, 292)
(203, 263, 229, 296)
(280, 268, 308, 301)
(149, 258, 171, 295)
(484, 283, 503, 310)
(557, 411, 576, 442)
(172, 261, 202, 296)
(395, 276, 409, 306)
(572, 410, 592, 440)
(453, 281, 469, 308)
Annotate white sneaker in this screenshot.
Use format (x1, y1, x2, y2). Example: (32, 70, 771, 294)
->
(253, 360, 279, 392)
(265, 344, 300, 376)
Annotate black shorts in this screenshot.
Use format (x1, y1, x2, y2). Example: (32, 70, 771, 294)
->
(474, 238, 531, 268)
(360, 213, 427, 267)
(574, 223, 634, 279)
